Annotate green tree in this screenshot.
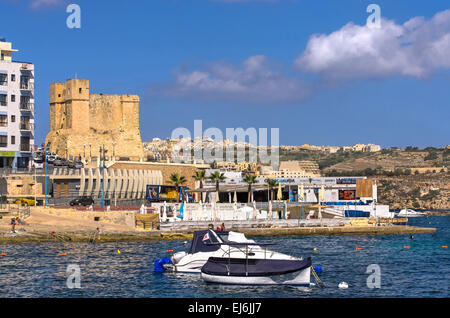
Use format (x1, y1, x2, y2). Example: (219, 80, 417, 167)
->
(193, 170, 208, 202)
(209, 171, 226, 193)
(266, 179, 278, 201)
(168, 173, 187, 203)
(243, 174, 258, 203)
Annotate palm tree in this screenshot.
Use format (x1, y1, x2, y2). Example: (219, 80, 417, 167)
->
(266, 179, 278, 202)
(209, 171, 226, 202)
(193, 170, 207, 189)
(243, 174, 257, 203)
(168, 173, 187, 203)
(193, 170, 207, 202)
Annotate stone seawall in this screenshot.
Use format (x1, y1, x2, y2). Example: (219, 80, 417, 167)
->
(40, 207, 136, 228)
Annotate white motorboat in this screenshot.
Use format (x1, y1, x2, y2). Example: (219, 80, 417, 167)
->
(200, 247, 311, 286)
(155, 230, 310, 286)
(397, 208, 427, 217)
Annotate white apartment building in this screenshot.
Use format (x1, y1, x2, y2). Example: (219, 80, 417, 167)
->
(0, 39, 34, 169)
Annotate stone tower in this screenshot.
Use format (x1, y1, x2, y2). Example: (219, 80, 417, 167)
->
(45, 79, 145, 161)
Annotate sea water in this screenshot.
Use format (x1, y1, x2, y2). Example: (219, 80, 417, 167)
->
(0, 216, 448, 298)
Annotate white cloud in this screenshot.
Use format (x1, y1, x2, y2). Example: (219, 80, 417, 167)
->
(155, 55, 309, 102)
(295, 10, 450, 80)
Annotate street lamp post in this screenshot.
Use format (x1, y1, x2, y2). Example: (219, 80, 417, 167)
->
(44, 145, 47, 207)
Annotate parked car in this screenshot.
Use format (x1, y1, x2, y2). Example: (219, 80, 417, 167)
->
(47, 155, 57, 164)
(54, 158, 69, 166)
(68, 161, 84, 169)
(14, 198, 36, 206)
(69, 196, 94, 206)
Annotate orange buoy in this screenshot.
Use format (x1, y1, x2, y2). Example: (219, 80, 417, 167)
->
(57, 253, 67, 257)
(442, 246, 448, 249)
(1, 253, 6, 257)
(403, 246, 410, 249)
(355, 248, 363, 251)
(166, 249, 174, 253)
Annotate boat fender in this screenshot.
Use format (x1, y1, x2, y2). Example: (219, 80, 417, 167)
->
(338, 282, 348, 289)
(153, 257, 173, 273)
(314, 265, 322, 274)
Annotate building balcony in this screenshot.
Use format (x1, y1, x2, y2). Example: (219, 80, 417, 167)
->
(20, 82, 34, 90)
(20, 102, 34, 112)
(20, 123, 33, 131)
(20, 144, 31, 152)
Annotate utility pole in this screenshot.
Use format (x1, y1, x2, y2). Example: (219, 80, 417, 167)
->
(102, 144, 105, 209)
(44, 145, 47, 207)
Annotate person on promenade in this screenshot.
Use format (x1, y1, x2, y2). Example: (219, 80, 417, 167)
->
(220, 223, 225, 231)
(10, 218, 16, 233)
(15, 217, 22, 231)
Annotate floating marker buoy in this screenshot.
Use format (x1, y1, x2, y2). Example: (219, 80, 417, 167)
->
(442, 246, 448, 249)
(117, 250, 121, 254)
(314, 265, 322, 274)
(166, 249, 174, 253)
(313, 248, 317, 251)
(57, 253, 67, 257)
(355, 247, 362, 251)
(338, 282, 348, 289)
(1, 253, 6, 257)
(404, 246, 410, 249)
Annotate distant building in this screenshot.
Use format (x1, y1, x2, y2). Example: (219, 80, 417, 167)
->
(214, 161, 256, 172)
(365, 144, 381, 152)
(0, 39, 35, 169)
(260, 160, 321, 178)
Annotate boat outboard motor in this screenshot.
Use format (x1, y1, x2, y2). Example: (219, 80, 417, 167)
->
(153, 257, 173, 273)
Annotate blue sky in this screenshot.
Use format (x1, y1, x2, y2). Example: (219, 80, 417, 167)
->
(1, 0, 449, 148)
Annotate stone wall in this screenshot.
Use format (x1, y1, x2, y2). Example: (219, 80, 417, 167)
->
(44, 207, 137, 228)
(7, 177, 43, 196)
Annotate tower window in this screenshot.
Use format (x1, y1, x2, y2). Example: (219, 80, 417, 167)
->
(79, 88, 82, 94)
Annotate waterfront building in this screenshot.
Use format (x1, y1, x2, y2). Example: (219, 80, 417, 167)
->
(0, 39, 35, 169)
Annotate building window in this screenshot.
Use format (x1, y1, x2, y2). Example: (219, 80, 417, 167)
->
(0, 135, 7, 147)
(0, 94, 6, 106)
(79, 88, 82, 94)
(0, 115, 7, 127)
(11, 135, 15, 145)
(11, 115, 15, 122)
(11, 74, 15, 82)
(0, 73, 7, 86)
(20, 136, 30, 152)
(11, 95, 15, 102)
(20, 116, 30, 130)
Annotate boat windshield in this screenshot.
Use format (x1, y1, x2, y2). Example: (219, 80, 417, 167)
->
(188, 230, 229, 254)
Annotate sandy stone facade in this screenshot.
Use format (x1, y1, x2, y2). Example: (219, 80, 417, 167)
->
(45, 79, 144, 161)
